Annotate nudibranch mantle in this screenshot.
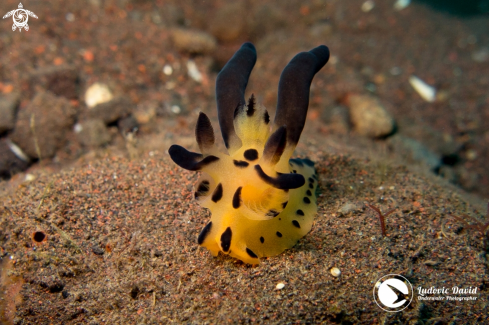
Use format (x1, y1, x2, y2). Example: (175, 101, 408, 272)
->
(169, 42, 330, 264)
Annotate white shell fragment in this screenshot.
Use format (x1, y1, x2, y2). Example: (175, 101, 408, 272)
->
(276, 283, 285, 290)
(7, 139, 29, 162)
(394, 0, 411, 11)
(409, 75, 436, 102)
(171, 105, 181, 114)
(85, 82, 113, 108)
(330, 267, 341, 277)
(361, 0, 375, 12)
(163, 64, 173, 75)
(25, 174, 36, 182)
(187, 60, 203, 83)
(73, 123, 83, 133)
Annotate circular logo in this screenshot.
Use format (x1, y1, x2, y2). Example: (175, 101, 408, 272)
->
(14, 10, 28, 27)
(373, 274, 413, 312)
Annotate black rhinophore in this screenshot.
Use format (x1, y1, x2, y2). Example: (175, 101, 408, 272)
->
(273, 45, 330, 146)
(216, 42, 257, 151)
(169, 42, 329, 174)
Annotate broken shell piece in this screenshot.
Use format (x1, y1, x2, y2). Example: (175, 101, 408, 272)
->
(276, 282, 285, 290)
(85, 83, 113, 108)
(330, 267, 341, 277)
(163, 64, 173, 75)
(394, 0, 411, 11)
(7, 139, 30, 162)
(409, 75, 436, 102)
(187, 60, 203, 83)
(361, 0, 375, 12)
(25, 174, 36, 182)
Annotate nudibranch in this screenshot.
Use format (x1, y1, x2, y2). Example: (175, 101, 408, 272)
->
(169, 42, 330, 264)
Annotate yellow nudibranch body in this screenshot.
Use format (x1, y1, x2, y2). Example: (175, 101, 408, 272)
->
(169, 42, 329, 264)
(196, 98, 317, 264)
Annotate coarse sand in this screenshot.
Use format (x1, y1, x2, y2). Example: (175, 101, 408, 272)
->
(1, 146, 488, 323)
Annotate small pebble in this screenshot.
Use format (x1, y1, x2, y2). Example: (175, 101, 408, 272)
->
(330, 267, 341, 277)
(337, 202, 360, 216)
(65, 13, 75, 22)
(276, 283, 285, 290)
(92, 246, 105, 255)
(348, 94, 394, 138)
(85, 83, 113, 108)
(171, 105, 181, 114)
(466, 149, 477, 161)
(394, 0, 410, 11)
(73, 123, 83, 133)
(389, 66, 402, 76)
(163, 64, 173, 76)
(472, 48, 489, 63)
(361, 0, 375, 12)
(76, 119, 111, 147)
(170, 28, 217, 54)
(0, 93, 20, 133)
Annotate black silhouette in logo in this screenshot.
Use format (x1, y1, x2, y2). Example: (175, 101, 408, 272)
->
(387, 284, 409, 304)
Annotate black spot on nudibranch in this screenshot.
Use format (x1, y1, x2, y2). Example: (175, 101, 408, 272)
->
(233, 187, 242, 209)
(266, 209, 280, 218)
(220, 227, 232, 252)
(276, 231, 283, 238)
(303, 197, 311, 204)
(247, 94, 256, 116)
(308, 177, 314, 183)
(264, 111, 270, 124)
(309, 183, 314, 189)
(233, 160, 249, 168)
(289, 158, 304, 167)
(198, 222, 212, 245)
(296, 209, 305, 216)
(260, 236, 264, 243)
(244, 149, 259, 161)
(292, 220, 301, 228)
(246, 247, 258, 258)
(282, 201, 288, 209)
(303, 159, 315, 167)
(212, 183, 223, 203)
(306, 190, 312, 196)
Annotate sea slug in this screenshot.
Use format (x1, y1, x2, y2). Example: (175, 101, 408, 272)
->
(169, 42, 329, 264)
